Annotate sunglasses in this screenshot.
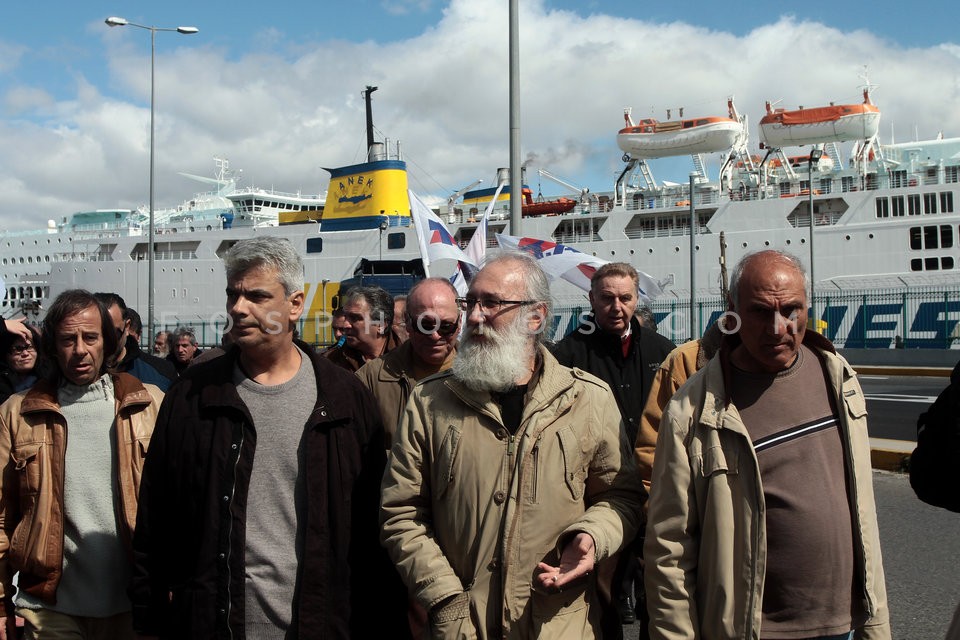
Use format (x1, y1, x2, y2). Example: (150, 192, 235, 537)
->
(11, 344, 36, 355)
(410, 316, 461, 337)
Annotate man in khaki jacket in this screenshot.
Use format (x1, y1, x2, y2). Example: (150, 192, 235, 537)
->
(380, 252, 645, 640)
(645, 250, 890, 639)
(0, 290, 162, 640)
(357, 277, 460, 449)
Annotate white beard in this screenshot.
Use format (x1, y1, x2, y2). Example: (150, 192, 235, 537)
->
(452, 313, 535, 392)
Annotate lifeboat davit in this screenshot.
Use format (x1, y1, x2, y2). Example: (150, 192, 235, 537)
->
(617, 100, 743, 159)
(759, 88, 881, 148)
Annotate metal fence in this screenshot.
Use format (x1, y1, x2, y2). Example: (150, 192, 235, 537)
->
(149, 286, 960, 350)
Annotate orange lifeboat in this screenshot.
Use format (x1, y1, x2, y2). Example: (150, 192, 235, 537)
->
(759, 88, 880, 148)
(617, 99, 743, 159)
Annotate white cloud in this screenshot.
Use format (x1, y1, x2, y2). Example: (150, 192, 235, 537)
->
(1, 0, 959, 232)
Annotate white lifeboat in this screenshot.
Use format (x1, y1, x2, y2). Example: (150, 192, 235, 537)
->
(617, 101, 742, 159)
(759, 88, 881, 148)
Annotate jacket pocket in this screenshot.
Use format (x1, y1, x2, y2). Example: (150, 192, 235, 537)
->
(530, 579, 590, 624)
(557, 427, 587, 501)
(435, 424, 463, 499)
(695, 445, 738, 478)
(11, 442, 43, 495)
(428, 592, 477, 640)
(842, 386, 868, 420)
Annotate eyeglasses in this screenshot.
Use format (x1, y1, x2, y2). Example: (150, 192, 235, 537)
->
(410, 316, 461, 337)
(11, 344, 36, 355)
(455, 297, 537, 312)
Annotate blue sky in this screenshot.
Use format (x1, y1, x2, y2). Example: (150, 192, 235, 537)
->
(1, 0, 958, 230)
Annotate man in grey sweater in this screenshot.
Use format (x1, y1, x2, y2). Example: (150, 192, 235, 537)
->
(0, 289, 162, 640)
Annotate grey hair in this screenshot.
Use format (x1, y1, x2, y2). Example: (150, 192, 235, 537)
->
(342, 286, 394, 329)
(223, 237, 304, 295)
(480, 251, 553, 342)
(728, 249, 809, 310)
(172, 326, 198, 346)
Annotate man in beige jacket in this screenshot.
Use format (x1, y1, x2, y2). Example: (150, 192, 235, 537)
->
(380, 252, 645, 640)
(645, 250, 889, 639)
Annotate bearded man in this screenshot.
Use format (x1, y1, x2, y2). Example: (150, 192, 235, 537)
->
(380, 252, 645, 640)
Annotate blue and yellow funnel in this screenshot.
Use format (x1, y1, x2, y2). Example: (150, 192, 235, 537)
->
(321, 159, 411, 231)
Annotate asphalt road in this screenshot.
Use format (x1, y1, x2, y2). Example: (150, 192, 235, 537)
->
(623, 470, 960, 639)
(859, 375, 950, 442)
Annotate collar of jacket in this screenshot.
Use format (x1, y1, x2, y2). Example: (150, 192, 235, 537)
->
(190, 340, 344, 428)
(576, 314, 642, 352)
(443, 344, 578, 426)
(376, 339, 459, 384)
(19, 372, 152, 416)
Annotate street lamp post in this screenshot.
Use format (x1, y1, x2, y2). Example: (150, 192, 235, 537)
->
(807, 147, 823, 329)
(105, 17, 198, 343)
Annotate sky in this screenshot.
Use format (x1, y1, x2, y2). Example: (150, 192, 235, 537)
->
(0, 0, 958, 232)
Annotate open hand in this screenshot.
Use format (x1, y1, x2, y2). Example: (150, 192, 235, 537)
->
(535, 532, 596, 591)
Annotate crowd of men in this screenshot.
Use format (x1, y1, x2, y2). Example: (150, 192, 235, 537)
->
(0, 237, 893, 640)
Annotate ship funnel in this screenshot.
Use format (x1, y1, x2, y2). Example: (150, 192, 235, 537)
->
(496, 168, 510, 187)
(368, 142, 386, 162)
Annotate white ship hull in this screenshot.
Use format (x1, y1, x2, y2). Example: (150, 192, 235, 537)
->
(4, 137, 960, 348)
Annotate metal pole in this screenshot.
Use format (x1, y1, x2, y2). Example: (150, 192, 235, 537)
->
(508, 0, 522, 233)
(808, 157, 816, 329)
(689, 173, 696, 341)
(148, 28, 156, 343)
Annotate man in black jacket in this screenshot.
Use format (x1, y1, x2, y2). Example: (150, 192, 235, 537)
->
(131, 237, 406, 639)
(94, 293, 177, 391)
(552, 262, 675, 638)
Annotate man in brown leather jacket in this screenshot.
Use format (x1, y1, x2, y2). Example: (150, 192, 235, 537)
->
(0, 290, 162, 640)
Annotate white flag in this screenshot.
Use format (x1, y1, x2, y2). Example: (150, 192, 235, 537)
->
(409, 190, 472, 275)
(496, 233, 663, 302)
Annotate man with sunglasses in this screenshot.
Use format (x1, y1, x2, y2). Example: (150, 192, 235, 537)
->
(381, 252, 644, 640)
(357, 278, 460, 450)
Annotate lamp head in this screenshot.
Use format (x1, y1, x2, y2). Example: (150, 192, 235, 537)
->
(177, 26, 199, 34)
(105, 16, 128, 27)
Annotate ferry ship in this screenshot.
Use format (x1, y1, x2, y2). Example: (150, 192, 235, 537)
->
(3, 89, 959, 348)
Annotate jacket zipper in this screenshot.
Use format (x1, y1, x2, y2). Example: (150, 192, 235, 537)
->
(223, 427, 244, 640)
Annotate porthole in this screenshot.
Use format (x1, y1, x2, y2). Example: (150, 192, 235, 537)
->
(845, 235, 851, 240)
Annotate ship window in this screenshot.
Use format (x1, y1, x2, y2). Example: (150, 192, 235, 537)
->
(890, 170, 908, 188)
(944, 257, 955, 270)
(818, 178, 832, 194)
(946, 166, 959, 184)
(910, 227, 922, 250)
(306, 238, 323, 254)
(779, 183, 791, 197)
(941, 191, 954, 213)
(387, 233, 405, 250)
(941, 225, 954, 248)
(910, 258, 922, 271)
(926, 257, 940, 270)
(841, 176, 855, 192)
(875, 198, 889, 218)
(924, 193, 938, 214)
(891, 196, 905, 217)
(909, 194, 922, 215)
(255, 200, 263, 207)
(924, 226, 939, 249)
